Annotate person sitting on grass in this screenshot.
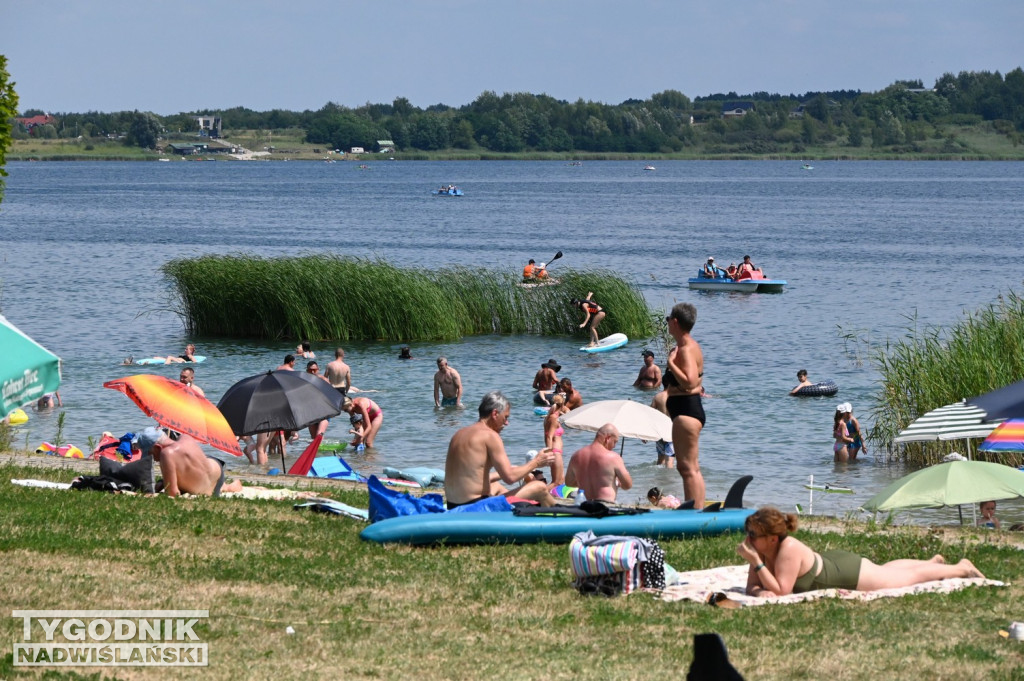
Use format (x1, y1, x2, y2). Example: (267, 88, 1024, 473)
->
(738, 506, 985, 596)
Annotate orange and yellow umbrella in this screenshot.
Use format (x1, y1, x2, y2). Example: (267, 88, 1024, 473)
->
(103, 374, 243, 456)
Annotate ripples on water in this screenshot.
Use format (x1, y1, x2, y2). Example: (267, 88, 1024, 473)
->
(2, 160, 1023, 524)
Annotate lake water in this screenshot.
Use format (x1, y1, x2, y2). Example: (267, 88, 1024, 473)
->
(2, 159, 1023, 522)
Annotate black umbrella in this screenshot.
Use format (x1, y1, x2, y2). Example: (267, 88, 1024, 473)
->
(967, 378, 1024, 422)
(217, 370, 343, 468)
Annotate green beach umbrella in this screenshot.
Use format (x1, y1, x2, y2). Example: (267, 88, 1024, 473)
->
(862, 460, 1024, 512)
(0, 314, 61, 417)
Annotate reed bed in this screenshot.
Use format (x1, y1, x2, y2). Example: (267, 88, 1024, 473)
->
(162, 255, 656, 342)
(871, 291, 1024, 466)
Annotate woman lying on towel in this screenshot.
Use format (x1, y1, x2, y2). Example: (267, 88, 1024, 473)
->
(737, 506, 985, 596)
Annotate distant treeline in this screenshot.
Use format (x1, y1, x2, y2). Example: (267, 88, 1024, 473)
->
(15, 69, 1024, 154)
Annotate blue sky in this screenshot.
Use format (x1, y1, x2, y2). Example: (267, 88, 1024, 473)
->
(2, 0, 1021, 115)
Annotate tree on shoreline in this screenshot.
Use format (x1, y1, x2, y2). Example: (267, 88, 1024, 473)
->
(0, 55, 20, 204)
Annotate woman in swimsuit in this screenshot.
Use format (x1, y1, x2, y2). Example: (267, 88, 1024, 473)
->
(738, 507, 985, 596)
(342, 396, 383, 448)
(833, 403, 855, 462)
(664, 302, 706, 509)
(543, 394, 569, 485)
(572, 292, 605, 347)
(846, 404, 867, 459)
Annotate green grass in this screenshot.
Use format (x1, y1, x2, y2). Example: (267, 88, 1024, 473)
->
(162, 255, 656, 341)
(0, 461, 1020, 681)
(871, 291, 1024, 466)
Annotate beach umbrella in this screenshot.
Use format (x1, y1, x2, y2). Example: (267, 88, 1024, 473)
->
(978, 419, 1024, 454)
(560, 399, 672, 455)
(103, 374, 243, 456)
(861, 460, 1024, 512)
(216, 370, 343, 468)
(1, 314, 61, 417)
(967, 378, 1024, 422)
(893, 400, 999, 445)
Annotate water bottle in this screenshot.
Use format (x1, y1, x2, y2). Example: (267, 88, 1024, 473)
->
(575, 488, 586, 506)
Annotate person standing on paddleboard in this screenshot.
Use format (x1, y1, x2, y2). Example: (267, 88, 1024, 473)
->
(572, 292, 605, 347)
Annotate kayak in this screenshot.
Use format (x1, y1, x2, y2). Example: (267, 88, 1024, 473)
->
(580, 333, 628, 353)
(361, 476, 753, 545)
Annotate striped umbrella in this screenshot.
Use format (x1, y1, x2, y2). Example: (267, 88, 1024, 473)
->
(893, 400, 999, 444)
(979, 419, 1024, 453)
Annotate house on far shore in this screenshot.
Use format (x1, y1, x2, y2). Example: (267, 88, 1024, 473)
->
(721, 102, 753, 118)
(377, 139, 395, 153)
(350, 146, 365, 154)
(17, 114, 56, 130)
(195, 116, 222, 138)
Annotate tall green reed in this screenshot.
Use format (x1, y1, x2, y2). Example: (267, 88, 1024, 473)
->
(162, 255, 655, 342)
(871, 291, 1024, 466)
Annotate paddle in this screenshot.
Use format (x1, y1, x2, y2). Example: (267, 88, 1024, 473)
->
(545, 251, 563, 269)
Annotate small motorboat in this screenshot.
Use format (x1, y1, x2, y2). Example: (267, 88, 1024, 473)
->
(643, 165, 656, 171)
(801, 163, 814, 170)
(432, 185, 464, 196)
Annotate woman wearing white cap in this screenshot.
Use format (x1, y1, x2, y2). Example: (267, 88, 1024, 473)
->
(833, 403, 856, 463)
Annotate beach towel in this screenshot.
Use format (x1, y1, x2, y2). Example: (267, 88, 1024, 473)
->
(659, 564, 1004, 607)
(382, 466, 445, 488)
(294, 499, 369, 521)
(12, 479, 72, 490)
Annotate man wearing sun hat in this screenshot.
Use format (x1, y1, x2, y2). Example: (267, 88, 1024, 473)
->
(138, 426, 236, 497)
(633, 349, 662, 389)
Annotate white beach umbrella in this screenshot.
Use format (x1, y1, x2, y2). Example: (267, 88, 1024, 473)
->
(561, 399, 672, 443)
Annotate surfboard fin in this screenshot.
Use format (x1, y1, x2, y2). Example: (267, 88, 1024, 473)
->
(704, 475, 753, 511)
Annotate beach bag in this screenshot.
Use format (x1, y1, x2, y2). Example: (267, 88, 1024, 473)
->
(569, 531, 665, 597)
(367, 475, 445, 523)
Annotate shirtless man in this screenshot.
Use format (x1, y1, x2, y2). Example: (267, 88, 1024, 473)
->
(433, 357, 463, 408)
(137, 427, 241, 497)
(444, 391, 556, 509)
(276, 354, 296, 371)
(324, 348, 355, 396)
(179, 367, 205, 398)
(633, 350, 662, 389)
(532, 359, 561, 406)
(565, 424, 632, 503)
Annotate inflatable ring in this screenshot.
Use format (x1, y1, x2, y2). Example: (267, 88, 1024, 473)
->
(792, 380, 839, 397)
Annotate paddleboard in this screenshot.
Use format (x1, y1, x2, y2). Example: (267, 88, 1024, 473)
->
(803, 483, 853, 494)
(580, 333, 628, 353)
(360, 507, 753, 545)
(133, 355, 207, 365)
